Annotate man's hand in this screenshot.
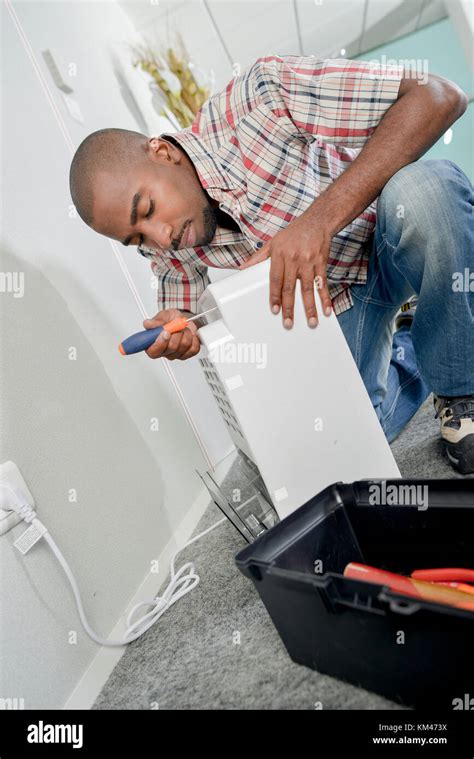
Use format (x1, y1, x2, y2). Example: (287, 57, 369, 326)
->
(239, 210, 333, 328)
(143, 309, 200, 361)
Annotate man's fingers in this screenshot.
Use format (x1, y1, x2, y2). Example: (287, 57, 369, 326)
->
(143, 317, 165, 329)
(316, 272, 333, 316)
(173, 328, 194, 354)
(145, 335, 170, 359)
(141, 309, 199, 360)
(178, 336, 201, 361)
(300, 269, 319, 327)
(281, 264, 297, 328)
(269, 256, 285, 314)
(145, 327, 198, 360)
(239, 243, 270, 269)
(161, 330, 188, 356)
(184, 319, 198, 335)
(143, 308, 181, 330)
(145, 328, 181, 358)
(163, 330, 198, 360)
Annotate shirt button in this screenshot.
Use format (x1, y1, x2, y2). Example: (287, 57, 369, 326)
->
(255, 241, 263, 249)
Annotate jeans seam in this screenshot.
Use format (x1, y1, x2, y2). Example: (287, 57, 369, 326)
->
(379, 233, 417, 302)
(354, 265, 384, 364)
(382, 369, 423, 429)
(351, 289, 399, 309)
(383, 235, 397, 252)
(351, 238, 405, 309)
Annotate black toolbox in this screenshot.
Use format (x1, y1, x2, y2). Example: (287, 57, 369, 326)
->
(235, 478, 474, 709)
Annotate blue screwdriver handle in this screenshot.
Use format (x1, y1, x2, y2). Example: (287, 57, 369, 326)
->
(119, 326, 164, 355)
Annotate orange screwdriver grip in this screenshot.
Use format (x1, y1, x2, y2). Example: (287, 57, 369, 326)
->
(162, 317, 189, 335)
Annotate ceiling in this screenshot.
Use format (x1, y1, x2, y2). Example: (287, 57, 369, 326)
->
(119, 0, 450, 91)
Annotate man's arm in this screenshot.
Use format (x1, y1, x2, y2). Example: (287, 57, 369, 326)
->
(304, 72, 467, 239)
(241, 67, 467, 326)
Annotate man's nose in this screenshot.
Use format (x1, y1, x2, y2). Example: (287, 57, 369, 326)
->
(144, 220, 173, 250)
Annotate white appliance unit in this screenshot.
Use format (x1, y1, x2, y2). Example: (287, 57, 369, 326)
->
(196, 260, 401, 540)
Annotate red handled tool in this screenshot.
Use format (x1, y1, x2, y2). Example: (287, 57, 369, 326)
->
(435, 582, 474, 596)
(410, 568, 474, 584)
(410, 568, 474, 596)
(344, 563, 474, 612)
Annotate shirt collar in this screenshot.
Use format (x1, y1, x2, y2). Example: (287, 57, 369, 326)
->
(158, 129, 235, 192)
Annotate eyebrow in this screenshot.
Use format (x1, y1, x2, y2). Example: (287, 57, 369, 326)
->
(121, 192, 140, 246)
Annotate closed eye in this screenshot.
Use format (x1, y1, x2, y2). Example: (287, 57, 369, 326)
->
(147, 199, 155, 219)
(138, 200, 155, 247)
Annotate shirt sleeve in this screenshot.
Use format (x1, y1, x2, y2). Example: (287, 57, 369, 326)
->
(138, 245, 210, 314)
(251, 54, 404, 148)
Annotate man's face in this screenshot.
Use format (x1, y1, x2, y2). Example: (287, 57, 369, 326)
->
(90, 137, 218, 252)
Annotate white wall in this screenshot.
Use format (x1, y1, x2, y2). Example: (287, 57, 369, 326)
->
(0, 0, 229, 710)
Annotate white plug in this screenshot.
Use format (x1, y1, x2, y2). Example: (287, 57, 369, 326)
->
(0, 461, 35, 536)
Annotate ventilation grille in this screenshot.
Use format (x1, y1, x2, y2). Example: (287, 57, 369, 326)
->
(200, 357, 246, 443)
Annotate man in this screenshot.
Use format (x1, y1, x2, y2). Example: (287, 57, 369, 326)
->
(69, 55, 473, 473)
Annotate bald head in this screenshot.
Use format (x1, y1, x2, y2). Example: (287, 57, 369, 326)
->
(69, 128, 148, 226)
(69, 127, 219, 252)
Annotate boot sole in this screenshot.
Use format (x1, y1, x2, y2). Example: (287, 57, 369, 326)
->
(445, 433, 474, 475)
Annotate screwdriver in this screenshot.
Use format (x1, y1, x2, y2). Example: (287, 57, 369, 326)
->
(118, 307, 217, 356)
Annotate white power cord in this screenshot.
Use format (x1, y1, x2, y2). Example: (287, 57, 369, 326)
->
(1, 483, 226, 647)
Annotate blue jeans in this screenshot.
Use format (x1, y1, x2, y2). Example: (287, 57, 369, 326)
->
(336, 159, 474, 443)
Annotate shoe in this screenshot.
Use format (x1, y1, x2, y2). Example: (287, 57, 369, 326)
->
(395, 295, 418, 330)
(434, 395, 474, 474)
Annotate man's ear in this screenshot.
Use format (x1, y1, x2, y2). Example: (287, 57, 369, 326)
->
(148, 136, 178, 164)
(148, 135, 162, 155)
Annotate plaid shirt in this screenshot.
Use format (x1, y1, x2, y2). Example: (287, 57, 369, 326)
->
(138, 54, 404, 314)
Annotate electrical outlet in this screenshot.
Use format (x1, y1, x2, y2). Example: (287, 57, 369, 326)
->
(0, 461, 35, 536)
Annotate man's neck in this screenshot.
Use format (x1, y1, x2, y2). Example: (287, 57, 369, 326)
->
(163, 135, 240, 233)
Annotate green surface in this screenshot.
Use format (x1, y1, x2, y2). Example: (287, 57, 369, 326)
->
(358, 18, 473, 180)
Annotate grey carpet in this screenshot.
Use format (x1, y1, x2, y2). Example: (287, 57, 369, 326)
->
(93, 396, 466, 710)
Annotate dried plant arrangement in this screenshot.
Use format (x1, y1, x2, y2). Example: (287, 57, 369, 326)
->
(130, 31, 213, 128)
